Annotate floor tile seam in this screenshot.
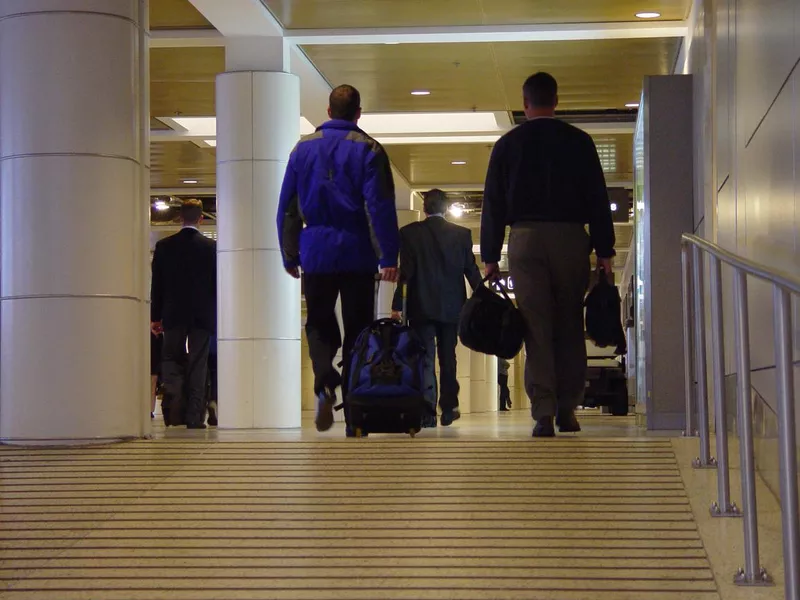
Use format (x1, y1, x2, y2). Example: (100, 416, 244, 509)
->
(0, 443, 220, 592)
(667, 440, 724, 600)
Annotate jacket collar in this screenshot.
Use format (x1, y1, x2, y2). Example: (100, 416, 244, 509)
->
(318, 119, 362, 133)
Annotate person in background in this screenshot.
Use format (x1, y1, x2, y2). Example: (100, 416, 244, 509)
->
(150, 199, 217, 430)
(277, 84, 400, 437)
(150, 331, 161, 419)
(481, 72, 615, 437)
(391, 189, 482, 427)
(498, 358, 512, 411)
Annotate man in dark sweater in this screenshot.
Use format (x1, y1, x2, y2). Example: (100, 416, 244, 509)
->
(480, 72, 615, 437)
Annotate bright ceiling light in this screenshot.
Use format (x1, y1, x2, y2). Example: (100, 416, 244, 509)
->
(625, 102, 640, 108)
(165, 116, 317, 139)
(153, 200, 170, 212)
(635, 11, 661, 18)
(610, 203, 618, 212)
(451, 160, 467, 165)
(377, 134, 500, 145)
(411, 90, 431, 96)
(359, 112, 502, 135)
(448, 204, 464, 218)
(183, 179, 198, 185)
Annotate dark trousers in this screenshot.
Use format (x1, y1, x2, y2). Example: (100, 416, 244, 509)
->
(411, 321, 459, 414)
(509, 222, 591, 420)
(303, 273, 375, 400)
(162, 326, 212, 426)
(498, 373, 511, 410)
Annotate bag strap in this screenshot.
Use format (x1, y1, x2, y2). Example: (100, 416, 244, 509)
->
(485, 275, 514, 303)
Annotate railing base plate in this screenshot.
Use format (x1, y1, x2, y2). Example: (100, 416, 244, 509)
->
(734, 568, 773, 586)
(710, 501, 741, 517)
(692, 456, 717, 469)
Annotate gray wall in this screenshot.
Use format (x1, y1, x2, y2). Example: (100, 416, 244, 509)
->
(683, 0, 800, 493)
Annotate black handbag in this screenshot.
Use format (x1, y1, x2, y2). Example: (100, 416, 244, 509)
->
(458, 277, 525, 359)
(585, 268, 627, 355)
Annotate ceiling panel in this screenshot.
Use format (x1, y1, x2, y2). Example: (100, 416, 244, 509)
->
(303, 38, 679, 112)
(493, 39, 679, 111)
(151, 142, 216, 188)
(304, 44, 505, 112)
(150, 0, 213, 29)
(150, 47, 223, 117)
(265, 0, 690, 29)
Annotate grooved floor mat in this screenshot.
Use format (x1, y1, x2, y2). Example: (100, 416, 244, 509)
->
(0, 439, 720, 600)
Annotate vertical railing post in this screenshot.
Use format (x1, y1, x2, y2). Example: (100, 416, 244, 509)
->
(692, 245, 716, 468)
(773, 285, 799, 600)
(708, 255, 739, 516)
(681, 244, 697, 437)
(732, 270, 771, 585)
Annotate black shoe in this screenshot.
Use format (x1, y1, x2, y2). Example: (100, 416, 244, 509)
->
(207, 402, 218, 427)
(440, 408, 461, 427)
(186, 423, 207, 430)
(499, 406, 510, 412)
(314, 387, 337, 432)
(532, 417, 556, 438)
(422, 414, 438, 429)
(556, 409, 581, 433)
(150, 412, 155, 420)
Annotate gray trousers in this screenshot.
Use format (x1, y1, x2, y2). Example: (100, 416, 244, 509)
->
(509, 222, 591, 420)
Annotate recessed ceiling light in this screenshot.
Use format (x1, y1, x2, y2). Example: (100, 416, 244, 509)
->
(183, 179, 198, 185)
(451, 160, 467, 165)
(448, 204, 464, 218)
(154, 200, 170, 212)
(625, 102, 640, 108)
(635, 11, 661, 18)
(610, 203, 618, 212)
(411, 90, 431, 96)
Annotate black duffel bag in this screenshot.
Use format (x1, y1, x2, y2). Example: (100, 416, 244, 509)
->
(585, 268, 627, 355)
(458, 277, 525, 359)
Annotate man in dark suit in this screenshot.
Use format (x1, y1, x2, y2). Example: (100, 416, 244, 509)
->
(392, 189, 482, 427)
(150, 199, 217, 429)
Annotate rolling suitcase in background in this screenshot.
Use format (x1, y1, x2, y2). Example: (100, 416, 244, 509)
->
(346, 277, 427, 438)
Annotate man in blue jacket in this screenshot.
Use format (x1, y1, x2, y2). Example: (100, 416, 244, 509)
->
(277, 84, 400, 435)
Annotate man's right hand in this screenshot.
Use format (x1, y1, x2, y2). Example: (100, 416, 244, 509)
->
(484, 262, 501, 281)
(597, 257, 613, 274)
(380, 267, 399, 283)
(285, 266, 301, 279)
(150, 321, 163, 336)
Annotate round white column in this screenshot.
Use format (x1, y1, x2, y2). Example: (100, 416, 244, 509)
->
(0, 1, 149, 443)
(456, 341, 472, 414)
(484, 355, 499, 413)
(470, 352, 487, 413)
(216, 71, 301, 429)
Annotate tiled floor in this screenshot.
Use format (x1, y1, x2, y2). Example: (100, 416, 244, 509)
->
(0, 411, 787, 599)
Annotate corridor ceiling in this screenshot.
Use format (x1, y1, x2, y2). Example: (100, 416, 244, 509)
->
(148, 0, 690, 273)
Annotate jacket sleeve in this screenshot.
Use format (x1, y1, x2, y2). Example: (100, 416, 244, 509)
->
(363, 143, 400, 269)
(480, 139, 508, 264)
(392, 227, 414, 312)
(463, 229, 482, 292)
(584, 136, 616, 258)
(276, 151, 303, 269)
(150, 242, 163, 323)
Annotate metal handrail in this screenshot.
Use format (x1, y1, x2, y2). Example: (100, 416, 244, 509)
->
(681, 233, 798, 598)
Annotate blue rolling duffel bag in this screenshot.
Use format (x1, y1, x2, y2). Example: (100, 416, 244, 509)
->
(346, 280, 427, 438)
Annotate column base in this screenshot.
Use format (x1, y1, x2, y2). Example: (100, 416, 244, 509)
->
(218, 338, 302, 429)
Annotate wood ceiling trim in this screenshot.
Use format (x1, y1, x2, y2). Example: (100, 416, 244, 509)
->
(150, 0, 214, 29)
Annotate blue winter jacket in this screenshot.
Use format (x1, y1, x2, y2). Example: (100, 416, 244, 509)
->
(277, 120, 400, 274)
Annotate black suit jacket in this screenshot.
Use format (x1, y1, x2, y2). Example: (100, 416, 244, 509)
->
(151, 228, 217, 333)
(392, 216, 482, 324)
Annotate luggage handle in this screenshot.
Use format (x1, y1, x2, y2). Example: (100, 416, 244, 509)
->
(484, 275, 514, 304)
(374, 273, 408, 326)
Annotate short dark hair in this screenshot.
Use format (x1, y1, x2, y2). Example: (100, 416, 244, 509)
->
(180, 199, 204, 224)
(329, 85, 361, 121)
(423, 189, 448, 215)
(523, 72, 558, 108)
